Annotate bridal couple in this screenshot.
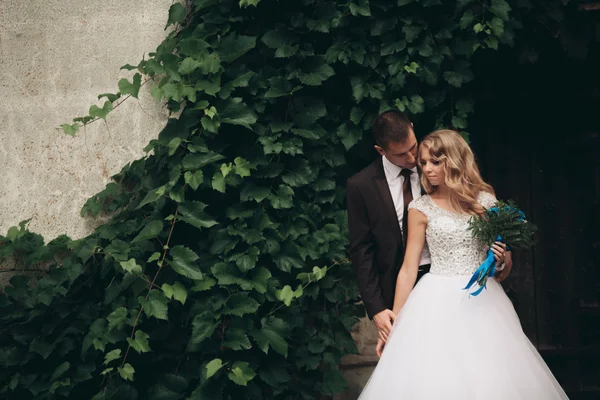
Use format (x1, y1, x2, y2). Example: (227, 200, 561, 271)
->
(346, 110, 568, 399)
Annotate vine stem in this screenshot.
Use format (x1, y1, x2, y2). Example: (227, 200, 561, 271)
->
(123, 208, 179, 364)
(267, 258, 349, 317)
(77, 77, 155, 130)
(104, 207, 179, 392)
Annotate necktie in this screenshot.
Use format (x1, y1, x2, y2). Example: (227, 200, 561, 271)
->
(400, 169, 413, 246)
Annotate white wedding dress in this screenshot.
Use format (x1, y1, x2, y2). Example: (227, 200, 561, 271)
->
(358, 192, 569, 400)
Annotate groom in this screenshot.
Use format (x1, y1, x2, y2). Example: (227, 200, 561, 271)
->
(346, 110, 512, 341)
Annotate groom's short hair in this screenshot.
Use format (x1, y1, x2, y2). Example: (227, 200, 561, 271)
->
(372, 110, 413, 149)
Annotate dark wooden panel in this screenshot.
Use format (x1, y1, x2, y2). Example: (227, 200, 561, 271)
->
(477, 132, 538, 344)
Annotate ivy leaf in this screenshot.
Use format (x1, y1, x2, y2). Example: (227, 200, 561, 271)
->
(178, 57, 203, 75)
(274, 253, 305, 272)
(147, 252, 161, 263)
(221, 163, 233, 177)
(206, 358, 225, 379)
(139, 290, 169, 321)
(120, 258, 142, 274)
(228, 361, 256, 386)
(350, 76, 365, 102)
(452, 116, 468, 129)
(259, 363, 291, 387)
(489, 17, 505, 36)
(349, 0, 371, 16)
(182, 152, 225, 170)
(239, 0, 261, 7)
(223, 293, 260, 317)
(61, 123, 80, 136)
(490, 0, 511, 21)
(402, 25, 421, 43)
(126, 330, 151, 354)
(191, 277, 217, 292)
(169, 185, 185, 203)
(162, 281, 188, 305)
(268, 185, 294, 209)
(337, 124, 362, 151)
(103, 349, 122, 365)
(443, 70, 473, 87)
(218, 33, 257, 63)
(168, 245, 203, 280)
(107, 307, 128, 331)
(166, 3, 187, 28)
(118, 363, 135, 381)
(251, 317, 289, 357)
(404, 61, 419, 74)
(50, 362, 70, 382)
(223, 328, 252, 350)
(137, 185, 166, 209)
(233, 157, 251, 177)
(131, 220, 163, 243)
(320, 367, 348, 396)
(118, 73, 142, 98)
(459, 10, 475, 29)
(240, 184, 270, 203)
(167, 137, 182, 156)
(261, 29, 299, 58)
(212, 171, 226, 193)
(193, 0, 218, 11)
(235, 246, 260, 272)
(189, 312, 218, 348)
(276, 284, 303, 307)
(184, 170, 203, 190)
(178, 201, 218, 230)
(220, 98, 257, 128)
(89, 101, 113, 120)
(299, 61, 335, 86)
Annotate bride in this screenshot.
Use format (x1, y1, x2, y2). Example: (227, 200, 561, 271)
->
(358, 130, 568, 399)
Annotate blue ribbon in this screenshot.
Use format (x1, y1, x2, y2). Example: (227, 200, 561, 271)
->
(463, 235, 503, 296)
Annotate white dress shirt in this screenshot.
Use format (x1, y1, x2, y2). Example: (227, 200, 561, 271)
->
(382, 156, 431, 266)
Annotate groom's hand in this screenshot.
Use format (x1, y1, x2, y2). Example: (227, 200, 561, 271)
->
(373, 309, 396, 342)
(496, 251, 513, 283)
(375, 338, 386, 358)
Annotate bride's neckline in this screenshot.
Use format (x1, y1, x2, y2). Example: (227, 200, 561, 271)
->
(426, 195, 469, 216)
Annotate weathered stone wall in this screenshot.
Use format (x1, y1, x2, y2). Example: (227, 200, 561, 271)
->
(335, 316, 378, 400)
(0, 0, 172, 285)
(0, 1, 171, 239)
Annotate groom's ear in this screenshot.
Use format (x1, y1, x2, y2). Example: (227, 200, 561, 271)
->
(374, 145, 385, 156)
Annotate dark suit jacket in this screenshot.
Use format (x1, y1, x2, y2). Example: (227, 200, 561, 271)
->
(346, 157, 416, 319)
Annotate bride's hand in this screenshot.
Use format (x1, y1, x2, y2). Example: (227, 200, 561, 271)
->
(375, 338, 386, 358)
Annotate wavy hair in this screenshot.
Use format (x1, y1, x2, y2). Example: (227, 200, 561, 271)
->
(419, 129, 494, 216)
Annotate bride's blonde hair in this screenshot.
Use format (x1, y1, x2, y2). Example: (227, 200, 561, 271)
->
(419, 129, 494, 216)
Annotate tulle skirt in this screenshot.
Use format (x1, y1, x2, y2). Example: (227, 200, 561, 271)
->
(358, 273, 569, 399)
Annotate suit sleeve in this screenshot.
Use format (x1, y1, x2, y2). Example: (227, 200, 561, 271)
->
(346, 178, 387, 319)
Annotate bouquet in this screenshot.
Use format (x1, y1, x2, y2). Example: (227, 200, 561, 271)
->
(463, 200, 537, 296)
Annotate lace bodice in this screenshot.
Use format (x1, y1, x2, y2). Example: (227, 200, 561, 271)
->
(408, 191, 497, 276)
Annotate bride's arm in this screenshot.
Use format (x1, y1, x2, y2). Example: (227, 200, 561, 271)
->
(392, 209, 427, 316)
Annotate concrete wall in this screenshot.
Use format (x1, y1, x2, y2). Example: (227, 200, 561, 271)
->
(0, 0, 171, 244)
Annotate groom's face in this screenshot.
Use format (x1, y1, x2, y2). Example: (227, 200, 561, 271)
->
(375, 130, 419, 169)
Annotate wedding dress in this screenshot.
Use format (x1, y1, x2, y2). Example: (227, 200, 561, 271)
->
(358, 192, 569, 399)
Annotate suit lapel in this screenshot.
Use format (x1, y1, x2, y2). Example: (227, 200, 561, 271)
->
(373, 158, 403, 245)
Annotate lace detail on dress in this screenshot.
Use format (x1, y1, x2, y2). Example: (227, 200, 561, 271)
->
(408, 191, 497, 276)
